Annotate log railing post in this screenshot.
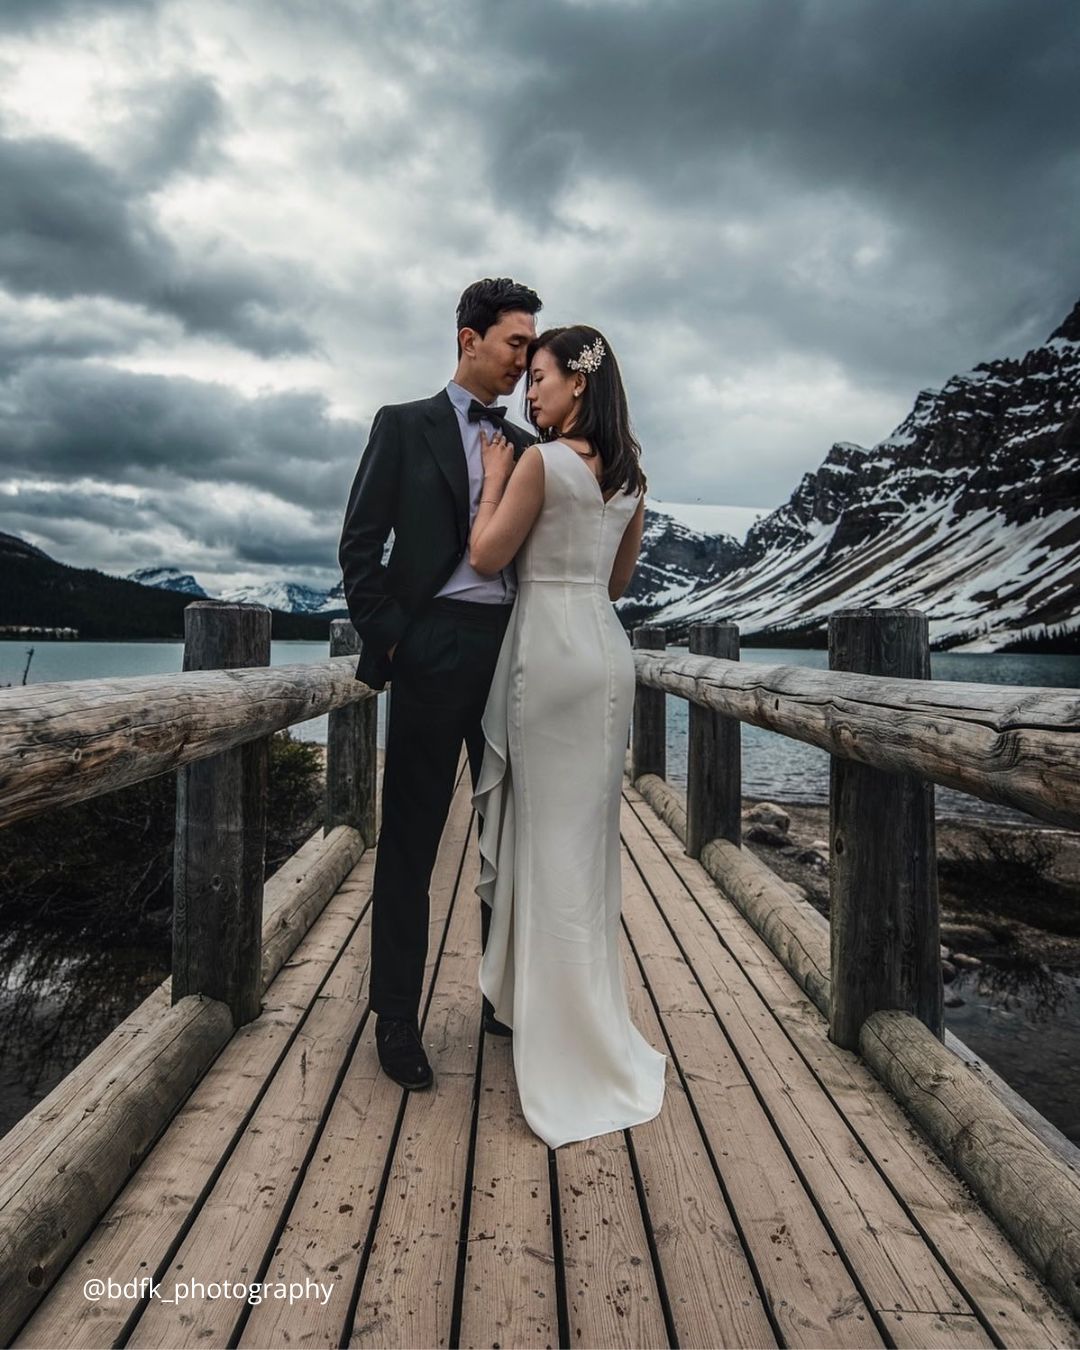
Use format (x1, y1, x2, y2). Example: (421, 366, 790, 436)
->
(326, 620, 377, 846)
(173, 601, 271, 1026)
(632, 626, 666, 781)
(828, 608, 942, 1050)
(686, 622, 741, 857)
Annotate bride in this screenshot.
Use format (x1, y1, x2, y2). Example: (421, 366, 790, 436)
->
(466, 324, 668, 1150)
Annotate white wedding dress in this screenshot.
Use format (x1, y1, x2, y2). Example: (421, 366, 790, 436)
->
(473, 439, 668, 1150)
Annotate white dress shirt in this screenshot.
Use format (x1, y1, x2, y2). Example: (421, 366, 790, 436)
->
(434, 379, 519, 604)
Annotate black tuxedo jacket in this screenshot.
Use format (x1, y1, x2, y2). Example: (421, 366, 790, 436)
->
(338, 389, 533, 689)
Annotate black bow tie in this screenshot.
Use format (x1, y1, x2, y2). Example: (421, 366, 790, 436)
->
(467, 399, 507, 426)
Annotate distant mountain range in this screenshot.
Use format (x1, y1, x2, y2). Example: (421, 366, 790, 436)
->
(6, 301, 1078, 651)
(1, 535, 334, 641)
(122, 502, 747, 628)
(652, 297, 1080, 650)
(127, 567, 340, 615)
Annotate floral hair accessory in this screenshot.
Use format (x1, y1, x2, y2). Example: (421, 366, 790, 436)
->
(567, 336, 605, 374)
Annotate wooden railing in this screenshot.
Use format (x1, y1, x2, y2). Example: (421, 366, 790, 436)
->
(0, 602, 378, 1024)
(629, 606, 1080, 1319)
(0, 602, 381, 1339)
(3, 601, 1080, 1327)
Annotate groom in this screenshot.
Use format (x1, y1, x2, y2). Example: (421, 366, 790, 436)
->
(338, 277, 542, 1090)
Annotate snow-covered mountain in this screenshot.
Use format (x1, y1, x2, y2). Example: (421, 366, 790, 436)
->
(126, 566, 208, 597)
(122, 567, 347, 613)
(645, 501, 765, 541)
(121, 511, 743, 624)
(616, 504, 744, 624)
(653, 298, 1080, 650)
(220, 581, 342, 614)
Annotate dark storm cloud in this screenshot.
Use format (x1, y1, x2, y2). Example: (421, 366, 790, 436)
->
(0, 300, 172, 375)
(470, 0, 1080, 371)
(119, 75, 227, 190)
(0, 479, 342, 575)
(0, 124, 313, 357)
(0, 359, 361, 514)
(4, 0, 1080, 574)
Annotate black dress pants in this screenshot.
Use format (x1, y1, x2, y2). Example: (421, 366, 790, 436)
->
(369, 596, 513, 1022)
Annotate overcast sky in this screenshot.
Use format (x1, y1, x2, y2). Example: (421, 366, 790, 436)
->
(1, 0, 1078, 591)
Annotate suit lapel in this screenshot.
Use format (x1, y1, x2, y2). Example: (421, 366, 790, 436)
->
(508, 421, 533, 460)
(423, 389, 534, 545)
(423, 390, 469, 546)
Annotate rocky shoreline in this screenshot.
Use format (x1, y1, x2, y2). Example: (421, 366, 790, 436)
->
(741, 798, 1080, 981)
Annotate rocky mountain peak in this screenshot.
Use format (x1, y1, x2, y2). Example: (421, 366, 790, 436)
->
(1050, 298, 1080, 345)
(653, 293, 1080, 650)
(127, 566, 208, 598)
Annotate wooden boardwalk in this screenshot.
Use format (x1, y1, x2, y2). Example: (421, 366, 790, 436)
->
(13, 769, 1077, 1350)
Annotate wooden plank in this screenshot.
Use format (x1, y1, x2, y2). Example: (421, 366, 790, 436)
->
(0, 995, 234, 1345)
(556, 1082, 669, 1350)
(16, 867, 371, 1348)
(347, 803, 483, 1348)
(618, 842, 878, 1348)
(122, 909, 374, 1345)
(239, 767, 474, 1349)
(458, 956, 558, 1346)
(619, 925, 776, 1349)
(883, 1311, 994, 1346)
(621, 802, 991, 1346)
(624, 787, 1080, 1349)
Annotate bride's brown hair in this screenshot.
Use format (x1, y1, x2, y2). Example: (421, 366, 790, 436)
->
(526, 325, 647, 499)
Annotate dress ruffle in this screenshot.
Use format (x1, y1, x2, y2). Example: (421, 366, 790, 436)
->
(473, 605, 517, 1031)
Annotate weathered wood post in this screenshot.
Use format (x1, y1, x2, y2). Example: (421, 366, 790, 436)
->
(828, 608, 942, 1050)
(631, 626, 666, 781)
(326, 619, 377, 846)
(686, 622, 741, 857)
(173, 601, 271, 1026)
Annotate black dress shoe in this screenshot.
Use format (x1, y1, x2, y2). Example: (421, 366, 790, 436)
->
(482, 996, 512, 1037)
(375, 1016, 433, 1089)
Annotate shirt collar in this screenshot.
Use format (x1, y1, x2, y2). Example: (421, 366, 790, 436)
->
(446, 379, 496, 416)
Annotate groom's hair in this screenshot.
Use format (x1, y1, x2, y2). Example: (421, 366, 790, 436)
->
(456, 278, 542, 355)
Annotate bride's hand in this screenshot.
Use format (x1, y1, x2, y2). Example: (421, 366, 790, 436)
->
(479, 427, 513, 491)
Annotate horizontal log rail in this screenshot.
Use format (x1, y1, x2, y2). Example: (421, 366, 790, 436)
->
(629, 608, 1080, 1320)
(632, 647, 1080, 831)
(0, 653, 373, 829)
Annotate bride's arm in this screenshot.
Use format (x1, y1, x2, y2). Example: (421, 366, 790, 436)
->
(608, 494, 645, 600)
(469, 442, 545, 575)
